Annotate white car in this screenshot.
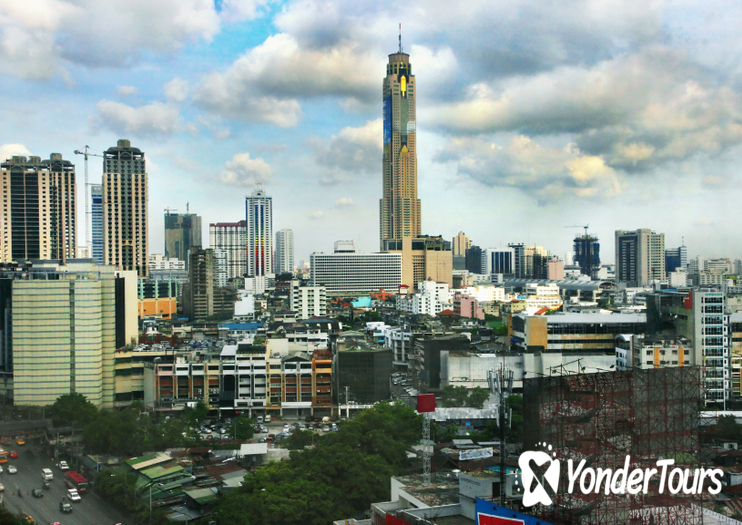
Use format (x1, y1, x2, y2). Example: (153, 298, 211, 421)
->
(7, 465, 17, 474)
(0, 465, 3, 474)
(58, 461, 69, 471)
(67, 488, 81, 502)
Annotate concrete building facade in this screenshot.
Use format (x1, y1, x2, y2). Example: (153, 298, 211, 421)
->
(275, 229, 294, 275)
(289, 280, 327, 320)
(310, 248, 402, 294)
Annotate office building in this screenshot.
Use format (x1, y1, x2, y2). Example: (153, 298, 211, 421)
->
(213, 248, 228, 288)
(310, 243, 401, 294)
(482, 247, 514, 277)
(0, 154, 76, 263)
(102, 139, 149, 277)
(164, 211, 202, 268)
(289, 280, 327, 320)
(615, 228, 665, 286)
(91, 184, 103, 264)
(0, 260, 138, 407)
(382, 235, 452, 288)
(452, 232, 472, 257)
(334, 334, 392, 404)
(508, 243, 525, 278)
(209, 220, 247, 281)
(137, 278, 179, 320)
(275, 229, 294, 275)
(246, 183, 273, 279)
(465, 245, 483, 274)
(665, 245, 688, 274)
(573, 233, 600, 276)
(380, 41, 420, 247)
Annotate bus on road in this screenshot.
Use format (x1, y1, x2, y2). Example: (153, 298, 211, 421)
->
(0, 449, 8, 463)
(64, 471, 89, 493)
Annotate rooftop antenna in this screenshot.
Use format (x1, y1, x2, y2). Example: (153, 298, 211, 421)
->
(399, 23, 402, 53)
(186, 201, 190, 214)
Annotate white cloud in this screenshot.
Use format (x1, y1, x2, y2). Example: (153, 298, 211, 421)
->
(0, 0, 222, 78)
(309, 211, 324, 220)
(0, 143, 31, 161)
(217, 0, 269, 23)
(435, 135, 621, 203)
(311, 119, 381, 175)
(335, 197, 355, 208)
(220, 152, 273, 186)
(92, 100, 182, 136)
(117, 85, 138, 97)
(164, 78, 189, 102)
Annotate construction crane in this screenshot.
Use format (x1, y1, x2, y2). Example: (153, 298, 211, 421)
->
(74, 146, 105, 253)
(565, 224, 590, 236)
(164, 207, 178, 215)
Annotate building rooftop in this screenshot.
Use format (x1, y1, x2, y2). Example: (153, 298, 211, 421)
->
(394, 474, 460, 506)
(125, 452, 172, 470)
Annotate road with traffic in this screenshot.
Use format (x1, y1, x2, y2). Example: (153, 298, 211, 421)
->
(0, 444, 128, 525)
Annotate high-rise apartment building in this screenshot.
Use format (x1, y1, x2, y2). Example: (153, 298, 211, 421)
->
(91, 184, 103, 264)
(102, 139, 148, 277)
(508, 243, 525, 278)
(452, 232, 472, 257)
(290, 279, 327, 320)
(275, 229, 294, 275)
(164, 211, 202, 268)
(0, 154, 76, 263)
(380, 42, 420, 246)
(209, 220, 247, 281)
(615, 229, 665, 286)
(246, 183, 272, 278)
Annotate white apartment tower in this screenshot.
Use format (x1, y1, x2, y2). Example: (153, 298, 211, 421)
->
(103, 139, 148, 277)
(275, 229, 294, 275)
(209, 220, 246, 280)
(246, 183, 273, 278)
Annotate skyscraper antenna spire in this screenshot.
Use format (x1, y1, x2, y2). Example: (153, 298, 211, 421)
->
(399, 23, 402, 53)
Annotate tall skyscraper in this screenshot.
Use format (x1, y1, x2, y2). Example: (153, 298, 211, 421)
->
(91, 184, 103, 264)
(508, 243, 525, 278)
(164, 210, 202, 268)
(102, 139, 148, 277)
(615, 228, 666, 286)
(275, 229, 294, 275)
(209, 221, 246, 281)
(452, 232, 472, 257)
(380, 39, 420, 247)
(246, 183, 272, 278)
(0, 154, 76, 263)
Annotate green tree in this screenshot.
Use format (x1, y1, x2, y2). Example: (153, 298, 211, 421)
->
(48, 392, 98, 427)
(468, 387, 491, 409)
(442, 385, 469, 407)
(284, 429, 316, 449)
(228, 415, 255, 441)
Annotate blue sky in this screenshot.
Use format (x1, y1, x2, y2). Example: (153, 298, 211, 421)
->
(2, 0, 742, 264)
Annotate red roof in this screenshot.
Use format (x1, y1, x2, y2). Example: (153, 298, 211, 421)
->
(438, 309, 455, 316)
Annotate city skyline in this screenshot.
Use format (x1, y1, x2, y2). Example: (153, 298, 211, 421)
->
(2, 2, 741, 263)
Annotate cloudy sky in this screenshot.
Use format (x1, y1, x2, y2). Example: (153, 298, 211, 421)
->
(2, 0, 741, 264)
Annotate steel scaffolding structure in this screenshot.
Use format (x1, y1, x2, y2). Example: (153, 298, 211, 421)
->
(523, 367, 705, 525)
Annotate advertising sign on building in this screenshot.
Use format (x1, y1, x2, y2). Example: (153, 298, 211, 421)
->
(475, 498, 552, 525)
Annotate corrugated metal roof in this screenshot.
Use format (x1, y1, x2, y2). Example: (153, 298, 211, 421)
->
(125, 452, 171, 470)
(141, 463, 184, 480)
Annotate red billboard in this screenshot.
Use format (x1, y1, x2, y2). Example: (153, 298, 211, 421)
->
(417, 393, 436, 413)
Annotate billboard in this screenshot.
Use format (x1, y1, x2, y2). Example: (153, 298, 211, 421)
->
(475, 498, 553, 525)
(417, 393, 435, 413)
(459, 447, 494, 461)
